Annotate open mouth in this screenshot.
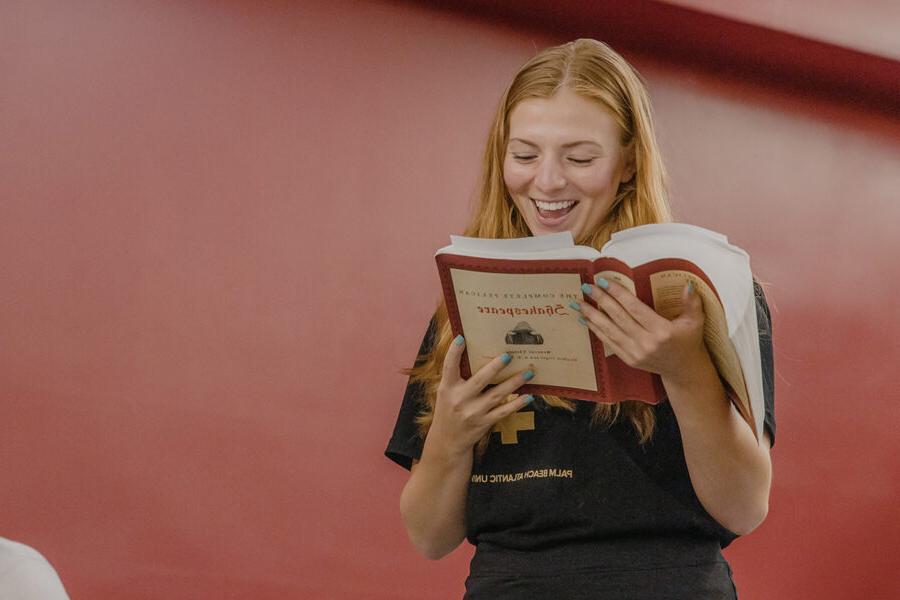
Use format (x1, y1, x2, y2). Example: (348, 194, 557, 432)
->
(531, 198, 579, 221)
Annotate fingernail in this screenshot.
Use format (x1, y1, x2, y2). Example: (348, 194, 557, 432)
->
(581, 283, 592, 295)
(687, 281, 694, 294)
(500, 353, 511, 365)
(454, 335, 464, 346)
(522, 395, 534, 405)
(568, 301, 581, 311)
(523, 370, 534, 381)
(577, 316, 588, 326)
(595, 276, 609, 289)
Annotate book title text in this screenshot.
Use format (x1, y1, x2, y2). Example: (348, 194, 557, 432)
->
(476, 304, 569, 317)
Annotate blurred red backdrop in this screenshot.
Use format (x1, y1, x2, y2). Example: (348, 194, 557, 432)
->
(1, 0, 897, 598)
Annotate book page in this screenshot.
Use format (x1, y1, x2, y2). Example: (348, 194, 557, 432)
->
(449, 231, 574, 253)
(594, 269, 636, 358)
(449, 268, 597, 391)
(649, 270, 750, 419)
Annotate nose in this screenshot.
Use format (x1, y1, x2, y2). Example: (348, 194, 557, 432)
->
(534, 156, 567, 194)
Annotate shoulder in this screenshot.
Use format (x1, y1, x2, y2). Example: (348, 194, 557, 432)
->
(752, 280, 769, 308)
(752, 280, 773, 331)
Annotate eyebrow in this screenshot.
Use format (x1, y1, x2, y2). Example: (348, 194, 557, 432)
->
(508, 137, 605, 150)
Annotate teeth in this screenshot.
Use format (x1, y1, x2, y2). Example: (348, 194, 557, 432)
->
(534, 199, 576, 211)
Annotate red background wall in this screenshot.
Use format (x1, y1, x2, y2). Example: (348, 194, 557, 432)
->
(1, 1, 898, 598)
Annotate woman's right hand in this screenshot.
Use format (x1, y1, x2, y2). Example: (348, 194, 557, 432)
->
(426, 335, 535, 459)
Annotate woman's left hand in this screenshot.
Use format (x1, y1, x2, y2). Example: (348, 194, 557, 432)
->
(573, 277, 709, 381)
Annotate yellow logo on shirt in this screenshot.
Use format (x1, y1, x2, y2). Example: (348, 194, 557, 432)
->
(491, 411, 535, 444)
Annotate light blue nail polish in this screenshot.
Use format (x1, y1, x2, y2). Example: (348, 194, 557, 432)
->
(500, 353, 511, 365)
(577, 316, 588, 326)
(568, 301, 581, 311)
(581, 283, 592, 295)
(522, 395, 534, 405)
(454, 335, 464, 346)
(687, 281, 694, 294)
(595, 276, 609, 289)
(523, 370, 534, 381)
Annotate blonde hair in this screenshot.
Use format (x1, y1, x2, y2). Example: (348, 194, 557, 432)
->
(407, 39, 673, 458)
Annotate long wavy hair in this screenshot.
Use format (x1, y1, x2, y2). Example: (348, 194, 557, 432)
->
(407, 39, 674, 458)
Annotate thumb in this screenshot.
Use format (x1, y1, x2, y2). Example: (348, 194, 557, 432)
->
(677, 280, 704, 320)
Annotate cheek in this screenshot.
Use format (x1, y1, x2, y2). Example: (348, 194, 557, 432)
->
(573, 167, 619, 197)
(502, 160, 530, 194)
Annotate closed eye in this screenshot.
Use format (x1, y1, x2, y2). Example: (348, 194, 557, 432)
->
(512, 154, 537, 161)
(568, 158, 594, 165)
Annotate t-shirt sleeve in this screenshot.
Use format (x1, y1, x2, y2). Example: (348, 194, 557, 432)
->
(384, 317, 437, 471)
(754, 281, 776, 447)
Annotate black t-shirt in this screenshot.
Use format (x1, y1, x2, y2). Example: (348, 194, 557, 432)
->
(385, 284, 775, 597)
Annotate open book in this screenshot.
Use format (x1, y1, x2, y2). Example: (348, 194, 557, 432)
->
(435, 223, 765, 441)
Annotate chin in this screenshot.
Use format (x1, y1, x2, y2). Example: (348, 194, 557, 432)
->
(526, 218, 581, 240)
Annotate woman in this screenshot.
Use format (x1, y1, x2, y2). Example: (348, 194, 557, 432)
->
(385, 39, 775, 599)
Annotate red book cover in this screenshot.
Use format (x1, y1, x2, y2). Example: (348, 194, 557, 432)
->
(436, 253, 726, 407)
(433, 224, 763, 439)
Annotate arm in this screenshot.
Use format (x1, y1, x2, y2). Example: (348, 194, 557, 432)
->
(575, 278, 771, 534)
(399, 452, 471, 560)
(399, 337, 534, 559)
(661, 348, 772, 534)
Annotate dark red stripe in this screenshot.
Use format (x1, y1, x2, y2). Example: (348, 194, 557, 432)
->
(415, 0, 900, 116)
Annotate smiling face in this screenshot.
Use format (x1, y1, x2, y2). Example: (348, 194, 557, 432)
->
(503, 87, 635, 241)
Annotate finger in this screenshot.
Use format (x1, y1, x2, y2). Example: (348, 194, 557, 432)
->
(465, 351, 514, 392)
(468, 366, 535, 418)
(573, 295, 632, 354)
(573, 298, 630, 348)
(485, 393, 535, 422)
(440, 334, 466, 386)
(589, 277, 666, 331)
(579, 281, 644, 339)
(482, 365, 535, 401)
(577, 313, 632, 363)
